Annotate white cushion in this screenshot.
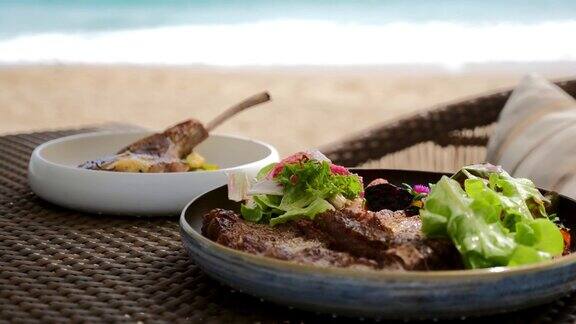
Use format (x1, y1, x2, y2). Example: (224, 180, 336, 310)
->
(486, 74, 576, 198)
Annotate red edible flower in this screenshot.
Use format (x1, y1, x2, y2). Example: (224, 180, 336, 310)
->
(329, 164, 350, 175)
(267, 152, 351, 180)
(268, 152, 310, 179)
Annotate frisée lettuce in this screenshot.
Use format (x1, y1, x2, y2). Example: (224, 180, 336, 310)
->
(421, 164, 564, 269)
(228, 150, 364, 226)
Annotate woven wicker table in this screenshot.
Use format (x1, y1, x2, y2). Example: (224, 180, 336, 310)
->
(2, 127, 576, 323)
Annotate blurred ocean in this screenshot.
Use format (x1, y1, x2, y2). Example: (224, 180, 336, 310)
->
(0, 0, 575, 68)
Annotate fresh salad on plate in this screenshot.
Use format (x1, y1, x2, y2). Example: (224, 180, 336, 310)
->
(205, 150, 570, 271)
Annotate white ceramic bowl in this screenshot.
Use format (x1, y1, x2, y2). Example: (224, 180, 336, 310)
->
(28, 131, 279, 216)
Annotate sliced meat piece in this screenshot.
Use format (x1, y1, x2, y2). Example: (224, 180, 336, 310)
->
(118, 119, 208, 159)
(301, 208, 460, 270)
(202, 209, 379, 270)
(79, 152, 189, 173)
(201, 208, 462, 271)
(369, 210, 460, 270)
(81, 120, 206, 172)
(298, 210, 398, 268)
(80, 93, 272, 173)
(368, 209, 421, 243)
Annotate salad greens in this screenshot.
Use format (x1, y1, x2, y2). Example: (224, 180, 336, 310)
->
(421, 164, 564, 269)
(228, 150, 364, 226)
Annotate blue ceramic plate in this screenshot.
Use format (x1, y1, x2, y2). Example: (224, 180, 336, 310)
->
(179, 169, 576, 320)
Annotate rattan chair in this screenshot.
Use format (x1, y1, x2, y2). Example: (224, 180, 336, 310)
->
(323, 79, 576, 172)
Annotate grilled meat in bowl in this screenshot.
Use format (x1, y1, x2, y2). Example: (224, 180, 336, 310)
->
(80, 92, 270, 173)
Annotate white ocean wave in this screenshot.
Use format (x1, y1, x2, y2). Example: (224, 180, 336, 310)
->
(0, 20, 575, 68)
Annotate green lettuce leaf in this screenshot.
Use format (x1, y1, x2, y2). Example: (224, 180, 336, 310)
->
(270, 198, 334, 226)
(421, 166, 564, 269)
(240, 204, 263, 222)
(422, 176, 518, 268)
(508, 245, 551, 267)
(454, 164, 550, 220)
(241, 159, 363, 226)
(527, 218, 564, 256)
(256, 163, 276, 180)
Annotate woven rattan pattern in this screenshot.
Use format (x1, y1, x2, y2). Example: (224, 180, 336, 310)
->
(2, 129, 576, 324)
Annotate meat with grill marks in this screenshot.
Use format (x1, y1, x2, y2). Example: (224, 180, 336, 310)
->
(79, 119, 206, 173)
(296, 208, 460, 270)
(202, 209, 379, 270)
(79, 92, 271, 173)
(202, 207, 462, 271)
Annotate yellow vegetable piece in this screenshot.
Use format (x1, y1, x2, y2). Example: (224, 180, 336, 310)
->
(110, 157, 151, 173)
(186, 152, 205, 169)
(201, 163, 219, 171)
(411, 200, 424, 208)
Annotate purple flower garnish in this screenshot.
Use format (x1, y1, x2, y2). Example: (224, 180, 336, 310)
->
(413, 184, 430, 195)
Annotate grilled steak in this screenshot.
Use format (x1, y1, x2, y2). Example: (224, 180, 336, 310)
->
(202, 207, 461, 271)
(202, 209, 379, 270)
(302, 208, 459, 270)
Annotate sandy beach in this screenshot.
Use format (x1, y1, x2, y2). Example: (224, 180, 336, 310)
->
(0, 65, 574, 155)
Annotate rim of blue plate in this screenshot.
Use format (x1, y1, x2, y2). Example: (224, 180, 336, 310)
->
(180, 184, 576, 282)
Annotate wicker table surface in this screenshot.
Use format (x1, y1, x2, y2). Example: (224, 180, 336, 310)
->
(2, 128, 576, 324)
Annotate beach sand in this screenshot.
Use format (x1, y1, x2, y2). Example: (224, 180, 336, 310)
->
(0, 65, 573, 155)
